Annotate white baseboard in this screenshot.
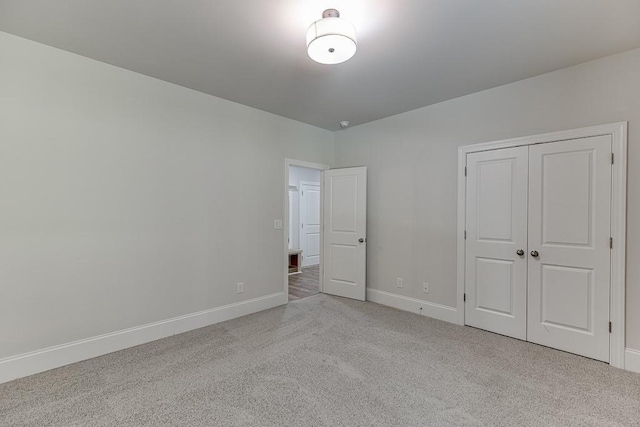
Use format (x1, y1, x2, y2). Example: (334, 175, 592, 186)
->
(0, 292, 284, 385)
(365, 290, 640, 374)
(366, 289, 457, 324)
(625, 348, 640, 374)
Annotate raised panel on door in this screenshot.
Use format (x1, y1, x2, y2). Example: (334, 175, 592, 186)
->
(300, 183, 321, 267)
(465, 147, 528, 340)
(527, 135, 611, 362)
(323, 167, 367, 301)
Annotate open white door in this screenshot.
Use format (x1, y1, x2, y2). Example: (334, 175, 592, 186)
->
(322, 167, 367, 301)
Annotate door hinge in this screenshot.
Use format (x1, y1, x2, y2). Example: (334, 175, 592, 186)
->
(464, 166, 467, 177)
(464, 230, 467, 240)
(301, 223, 304, 229)
(464, 293, 466, 302)
(301, 191, 304, 196)
(610, 237, 613, 249)
(609, 321, 612, 333)
(611, 153, 614, 165)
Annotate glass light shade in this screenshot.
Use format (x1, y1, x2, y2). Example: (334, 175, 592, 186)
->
(306, 17, 357, 65)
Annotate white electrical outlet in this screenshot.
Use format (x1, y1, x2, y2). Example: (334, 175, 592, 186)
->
(396, 278, 403, 288)
(237, 282, 244, 294)
(274, 219, 283, 229)
(423, 282, 430, 293)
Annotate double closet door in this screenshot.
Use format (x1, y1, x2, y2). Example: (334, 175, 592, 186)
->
(464, 135, 612, 362)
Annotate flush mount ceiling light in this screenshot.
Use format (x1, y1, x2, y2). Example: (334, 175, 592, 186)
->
(306, 9, 357, 65)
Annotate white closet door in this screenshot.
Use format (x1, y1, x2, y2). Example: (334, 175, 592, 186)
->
(323, 167, 367, 301)
(465, 147, 529, 340)
(527, 136, 612, 362)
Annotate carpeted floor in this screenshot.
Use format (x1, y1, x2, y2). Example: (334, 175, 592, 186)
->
(1, 294, 639, 426)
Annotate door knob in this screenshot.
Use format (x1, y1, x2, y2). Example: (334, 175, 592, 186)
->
(516, 249, 524, 256)
(530, 250, 539, 258)
(358, 238, 365, 243)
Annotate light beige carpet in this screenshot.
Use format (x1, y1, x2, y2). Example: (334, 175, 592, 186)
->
(1, 294, 639, 426)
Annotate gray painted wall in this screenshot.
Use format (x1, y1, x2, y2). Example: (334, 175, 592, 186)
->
(2, 29, 639, 366)
(0, 32, 333, 359)
(334, 48, 640, 350)
(289, 166, 321, 187)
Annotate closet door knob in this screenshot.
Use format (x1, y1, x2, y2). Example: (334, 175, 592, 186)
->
(530, 250, 539, 258)
(516, 249, 524, 256)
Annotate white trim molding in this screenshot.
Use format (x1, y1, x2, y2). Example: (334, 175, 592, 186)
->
(625, 348, 640, 374)
(0, 292, 284, 385)
(367, 289, 458, 324)
(457, 122, 628, 370)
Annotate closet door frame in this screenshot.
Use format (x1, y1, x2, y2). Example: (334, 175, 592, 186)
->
(456, 122, 627, 369)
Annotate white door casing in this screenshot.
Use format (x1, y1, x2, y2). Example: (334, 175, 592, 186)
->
(465, 147, 529, 340)
(527, 136, 612, 362)
(300, 182, 321, 267)
(288, 187, 299, 249)
(322, 167, 367, 301)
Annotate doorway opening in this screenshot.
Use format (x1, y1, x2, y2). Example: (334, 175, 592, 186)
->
(283, 159, 368, 303)
(285, 161, 326, 302)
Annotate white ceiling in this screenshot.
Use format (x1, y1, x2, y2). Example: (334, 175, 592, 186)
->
(1, 0, 639, 131)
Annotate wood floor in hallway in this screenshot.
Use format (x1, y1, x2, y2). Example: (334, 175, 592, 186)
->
(288, 265, 319, 301)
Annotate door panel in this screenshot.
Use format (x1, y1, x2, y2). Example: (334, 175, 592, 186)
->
(527, 136, 611, 362)
(330, 176, 358, 231)
(475, 258, 515, 315)
(300, 183, 321, 266)
(465, 147, 528, 340)
(541, 149, 594, 247)
(323, 167, 367, 301)
(476, 160, 517, 242)
(540, 265, 593, 332)
(330, 244, 358, 283)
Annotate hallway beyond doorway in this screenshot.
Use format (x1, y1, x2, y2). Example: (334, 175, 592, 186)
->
(288, 266, 319, 301)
